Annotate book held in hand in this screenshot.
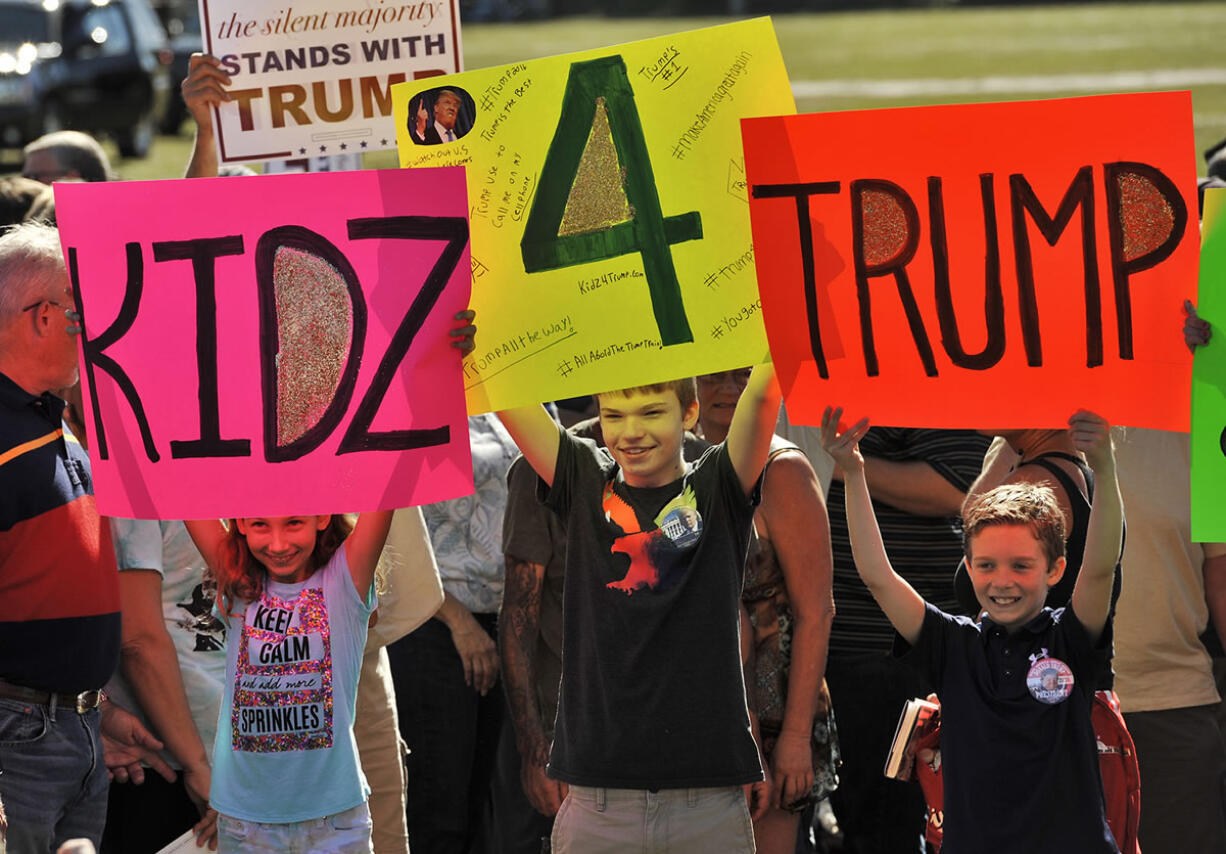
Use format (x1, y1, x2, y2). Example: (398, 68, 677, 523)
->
(884, 697, 941, 780)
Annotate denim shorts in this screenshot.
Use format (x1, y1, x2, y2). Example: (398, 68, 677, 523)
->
(217, 802, 372, 854)
(551, 785, 755, 854)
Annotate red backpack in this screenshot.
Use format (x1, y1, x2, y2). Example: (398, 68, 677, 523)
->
(908, 690, 1141, 853)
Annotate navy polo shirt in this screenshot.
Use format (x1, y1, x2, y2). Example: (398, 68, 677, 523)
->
(0, 370, 120, 693)
(896, 603, 1118, 854)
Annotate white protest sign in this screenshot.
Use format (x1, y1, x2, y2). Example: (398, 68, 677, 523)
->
(199, 0, 463, 164)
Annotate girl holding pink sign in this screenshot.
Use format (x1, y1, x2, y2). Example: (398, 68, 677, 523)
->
(180, 315, 477, 853)
(185, 511, 393, 853)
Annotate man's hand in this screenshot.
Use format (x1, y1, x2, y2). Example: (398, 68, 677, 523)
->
(450, 309, 477, 354)
(182, 54, 231, 131)
(770, 731, 814, 811)
(450, 622, 500, 695)
(100, 701, 175, 785)
(520, 760, 567, 817)
(743, 776, 771, 823)
(1185, 299, 1211, 352)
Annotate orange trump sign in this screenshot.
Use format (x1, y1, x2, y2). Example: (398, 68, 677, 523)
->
(742, 92, 1198, 429)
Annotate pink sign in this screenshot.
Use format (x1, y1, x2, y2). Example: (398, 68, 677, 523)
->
(55, 168, 473, 519)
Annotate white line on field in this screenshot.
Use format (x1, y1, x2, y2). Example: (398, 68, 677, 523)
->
(792, 69, 1226, 99)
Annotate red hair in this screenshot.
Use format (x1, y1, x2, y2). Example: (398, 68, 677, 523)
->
(215, 515, 354, 615)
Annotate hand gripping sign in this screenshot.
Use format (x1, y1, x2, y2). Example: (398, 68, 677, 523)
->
(743, 92, 1198, 430)
(54, 168, 473, 519)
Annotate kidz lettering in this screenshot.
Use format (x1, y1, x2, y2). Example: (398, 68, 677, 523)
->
(68, 215, 468, 464)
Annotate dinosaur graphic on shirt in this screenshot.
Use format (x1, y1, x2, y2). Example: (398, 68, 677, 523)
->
(602, 484, 701, 595)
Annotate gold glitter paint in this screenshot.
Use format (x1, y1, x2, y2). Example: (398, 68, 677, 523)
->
(1116, 172, 1175, 262)
(558, 97, 633, 237)
(272, 246, 353, 446)
(860, 189, 909, 267)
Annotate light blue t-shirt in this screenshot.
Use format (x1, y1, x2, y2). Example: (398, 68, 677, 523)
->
(210, 546, 375, 823)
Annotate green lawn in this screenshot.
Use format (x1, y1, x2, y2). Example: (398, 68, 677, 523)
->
(113, 2, 1226, 180)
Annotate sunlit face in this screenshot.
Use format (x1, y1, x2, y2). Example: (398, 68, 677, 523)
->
(236, 515, 331, 583)
(434, 93, 460, 129)
(967, 523, 1065, 632)
(696, 368, 752, 437)
(36, 271, 79, 390)
(599, 389, 698, 488)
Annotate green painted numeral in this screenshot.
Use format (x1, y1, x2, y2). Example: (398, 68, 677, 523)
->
(521, 55, 701, 345)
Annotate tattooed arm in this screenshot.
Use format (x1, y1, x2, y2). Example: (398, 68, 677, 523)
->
(499, 554, 567, 816)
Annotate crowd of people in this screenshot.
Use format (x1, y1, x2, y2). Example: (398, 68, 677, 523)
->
(2, 53, 1226, 854)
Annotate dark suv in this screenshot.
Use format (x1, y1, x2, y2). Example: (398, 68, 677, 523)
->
(0, 0, 172, 157)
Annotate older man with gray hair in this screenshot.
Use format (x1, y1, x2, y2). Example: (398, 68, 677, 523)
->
(0, 222, 162, 854)
(22, 132, 113, 184)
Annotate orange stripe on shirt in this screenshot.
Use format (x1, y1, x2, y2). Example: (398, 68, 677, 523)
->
(0, 428, 63, 468)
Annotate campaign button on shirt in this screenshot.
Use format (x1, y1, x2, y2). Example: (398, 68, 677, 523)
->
(660, 507, 702, 550)
(1026, 649, 1075, 704)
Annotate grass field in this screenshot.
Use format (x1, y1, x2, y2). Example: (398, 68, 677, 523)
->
(66, 2, 1226, 180)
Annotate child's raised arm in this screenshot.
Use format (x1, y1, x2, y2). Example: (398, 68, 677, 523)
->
(496, 405, 562, 487)
(454, 306, 561, 487)
(820, 407, 927, 645)
(344, 510, 394, 596)
(183, 519, 228, 570)
(725, 362, 782, 495)
(1067, 411, 1123, 643)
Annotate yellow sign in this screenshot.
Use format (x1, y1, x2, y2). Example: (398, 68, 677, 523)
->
(393, 18, 794, 412)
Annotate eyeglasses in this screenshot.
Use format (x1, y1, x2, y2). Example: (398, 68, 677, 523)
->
(21, 299, 67, 313)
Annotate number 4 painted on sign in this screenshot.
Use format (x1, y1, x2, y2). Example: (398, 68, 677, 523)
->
(520, 55, 702, 346)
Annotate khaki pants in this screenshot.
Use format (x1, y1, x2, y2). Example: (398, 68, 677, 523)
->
(552, 785, 755, 854)
(355, 648, 409, 854)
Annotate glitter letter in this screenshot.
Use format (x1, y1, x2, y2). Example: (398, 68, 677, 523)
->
(749, 181, 840, 378)
(153, 236, 252, 459)
(928, 175, 1006, 371)
(850, 179, 937, 378)
(520, 56, 702, 346)
(1103, 162, 1189, 360)
(336, 215, 466, 454)
(1009, 167, 1100, 368)
(68, 243, 160, 462)
(255, 226, 366, 463)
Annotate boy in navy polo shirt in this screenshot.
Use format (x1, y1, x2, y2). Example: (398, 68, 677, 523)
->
(821, 407, 1123, 854)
